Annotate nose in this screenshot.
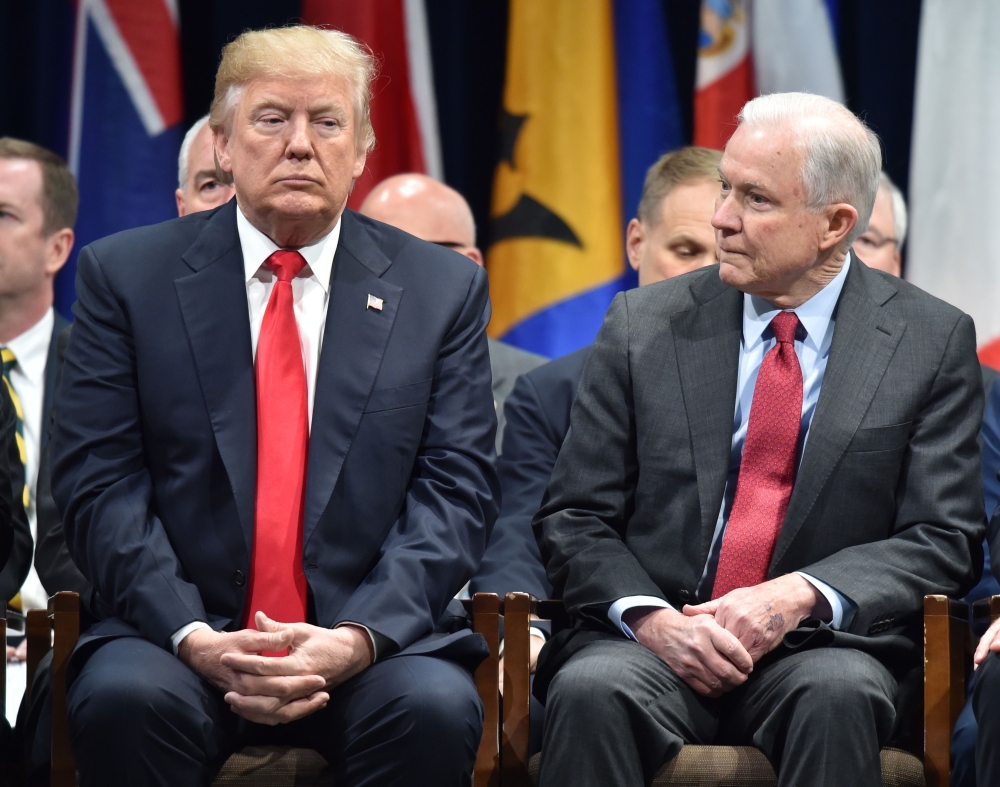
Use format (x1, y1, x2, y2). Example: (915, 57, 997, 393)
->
(285, 114, 313, 160)
(712, 191, 740, 234)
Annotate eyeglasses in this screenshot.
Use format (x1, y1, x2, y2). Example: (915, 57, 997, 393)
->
(855, 231, 898, 251)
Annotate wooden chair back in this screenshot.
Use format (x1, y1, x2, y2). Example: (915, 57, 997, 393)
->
(25, 591, 80, 787)
(505, 594, 969, 787)
(32, 591, 503, 787)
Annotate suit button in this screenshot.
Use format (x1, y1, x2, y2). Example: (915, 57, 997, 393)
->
(233, 570, 246, 587)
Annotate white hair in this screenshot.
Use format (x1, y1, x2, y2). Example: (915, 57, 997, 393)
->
(878, 171, 908, 251)
(177, 116, 210, 190)
(737, 92, 882, 245)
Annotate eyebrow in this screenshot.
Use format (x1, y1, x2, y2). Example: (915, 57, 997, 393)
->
(718, 168, 769, 192)
(249, 96, 348, 115)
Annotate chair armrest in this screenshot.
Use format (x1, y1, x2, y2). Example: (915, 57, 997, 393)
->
(972, 594, 1000, 625)
(924, 595, 971, 787)
(25, 608, 50, 693)
(470, 592, 501, 787)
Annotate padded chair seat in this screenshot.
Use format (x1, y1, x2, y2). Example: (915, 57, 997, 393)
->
(527, 745, 925, 786)
(213, 747, 335, 787)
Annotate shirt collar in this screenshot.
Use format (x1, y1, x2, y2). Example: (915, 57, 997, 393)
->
(4, 307, 54, 382)
(742, 253, 852, 352)
(236, 203, 341, 292)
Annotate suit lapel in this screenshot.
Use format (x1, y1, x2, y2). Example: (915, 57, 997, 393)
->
(174, 202, 257, 552)
(772, 261, 904, 566)
(41, 312, 69, 449)
(303, 211, 402, 545)
(671, 272, 743, 555)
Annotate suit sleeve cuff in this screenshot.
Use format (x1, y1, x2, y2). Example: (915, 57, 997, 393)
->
(795, 572, 851, 630)
(170, 621, 211, 655)
(608, 596, 674, 640)
(335, 622, 379, 662)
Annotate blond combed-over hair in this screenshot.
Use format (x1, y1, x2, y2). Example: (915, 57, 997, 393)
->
(209, 25, 377, 155)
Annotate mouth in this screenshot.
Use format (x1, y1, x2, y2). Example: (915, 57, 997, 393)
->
(276, 176, 318, 185)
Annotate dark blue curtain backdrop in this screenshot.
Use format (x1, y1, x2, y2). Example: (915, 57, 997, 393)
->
(0, 0, 923, 291)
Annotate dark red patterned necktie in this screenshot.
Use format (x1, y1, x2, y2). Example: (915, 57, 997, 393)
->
(712, 311, 803, 600)
(243, 250, 309, 643)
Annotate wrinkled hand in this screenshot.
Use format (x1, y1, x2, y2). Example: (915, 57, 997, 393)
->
(218, 613, 373, 725)
(498, 634, 545, 695)
(975, 616, 1000, 669)
(684, 574, 830, 663)
(624, 606, 753, 697)
(6, 639, 26, 663)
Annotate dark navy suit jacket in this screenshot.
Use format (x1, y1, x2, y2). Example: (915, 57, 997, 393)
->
(50, 201, 500, 663)
(471, 345, 590, 600)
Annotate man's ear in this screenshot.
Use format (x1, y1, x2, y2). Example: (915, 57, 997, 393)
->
(214, 128, 234, 186)
(820, 203, 858, 252)
(352, 150, 367, 181)
(176, 188, 187, 217)
(626, 218, 645, 272)
(44, 228, 74, 276)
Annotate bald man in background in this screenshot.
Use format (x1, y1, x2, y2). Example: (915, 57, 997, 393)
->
(174, 116, 235, 217)
(360, 174, 545, 452)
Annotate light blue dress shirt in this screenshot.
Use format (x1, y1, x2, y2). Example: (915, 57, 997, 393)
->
(609, 256, 856, 638)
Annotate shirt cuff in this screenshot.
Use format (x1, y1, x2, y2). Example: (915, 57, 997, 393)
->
(608, 596, 674, 640)
(795, 572, 848, 630)
(335, 621, 378, 662)
(528, 626, 547, 642)
(170, 621, 211, 654)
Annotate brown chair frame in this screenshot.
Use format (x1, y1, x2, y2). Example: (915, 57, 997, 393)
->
(29, 591, 505, 787)
(500, 592, 975, 787)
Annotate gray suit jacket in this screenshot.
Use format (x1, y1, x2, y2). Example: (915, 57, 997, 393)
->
(488, 337, 546, 453)
(534, 259, 986, 694)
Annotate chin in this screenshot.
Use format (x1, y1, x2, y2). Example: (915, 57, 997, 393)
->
(718, 261, 748, 287)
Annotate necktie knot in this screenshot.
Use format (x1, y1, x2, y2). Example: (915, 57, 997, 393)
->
(265, 250, 306, 283)
(1, 347, 16, 375)
(770, 311, 799, 345)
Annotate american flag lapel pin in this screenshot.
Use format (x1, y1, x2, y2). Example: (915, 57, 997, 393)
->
(367, 294, 384, 312)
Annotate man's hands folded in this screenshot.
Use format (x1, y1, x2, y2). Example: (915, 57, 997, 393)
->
(177, 612, 374, 725)
(625, 574, 829, 698)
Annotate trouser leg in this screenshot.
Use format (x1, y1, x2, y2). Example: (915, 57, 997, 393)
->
(721, 647, 897, 787)
(285, 654, 482, 787)
(952, 693, 978, 787)
(973, 650, 1000, 784)
(537, 638, 718, 787)
(67, 637, 238, 787)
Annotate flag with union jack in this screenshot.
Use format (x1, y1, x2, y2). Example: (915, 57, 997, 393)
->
(58, 0, 184, 317)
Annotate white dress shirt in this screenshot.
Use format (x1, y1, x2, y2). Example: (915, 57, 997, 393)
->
(172, 206, 377, 659)
(610, 256, 855, 638)
(4, 307, 54, 612)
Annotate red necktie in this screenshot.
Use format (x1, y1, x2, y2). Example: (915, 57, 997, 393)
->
(243, 250, 309, 640)
(712, 311, 803, 600)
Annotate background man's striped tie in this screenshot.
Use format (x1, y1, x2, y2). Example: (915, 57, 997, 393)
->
(2, 347, 29, 508)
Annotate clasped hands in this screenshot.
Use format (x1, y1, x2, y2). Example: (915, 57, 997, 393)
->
(623, 574, 830, 698)
(177, 611, 373, 725)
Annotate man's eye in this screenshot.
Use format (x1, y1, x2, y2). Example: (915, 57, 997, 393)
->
(201, 181, 220, 193)
(750, 194, 768, 205)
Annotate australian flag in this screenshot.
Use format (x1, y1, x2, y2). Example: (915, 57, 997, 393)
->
(58, 0, 184, 318)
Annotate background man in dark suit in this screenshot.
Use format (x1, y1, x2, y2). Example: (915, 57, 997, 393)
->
(533, 92, 985, 787)
(50, 25, 499, 787)
(471, 148, 724, 675)
(0, 138, 74, 663)
(358, 172, 546, 453)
